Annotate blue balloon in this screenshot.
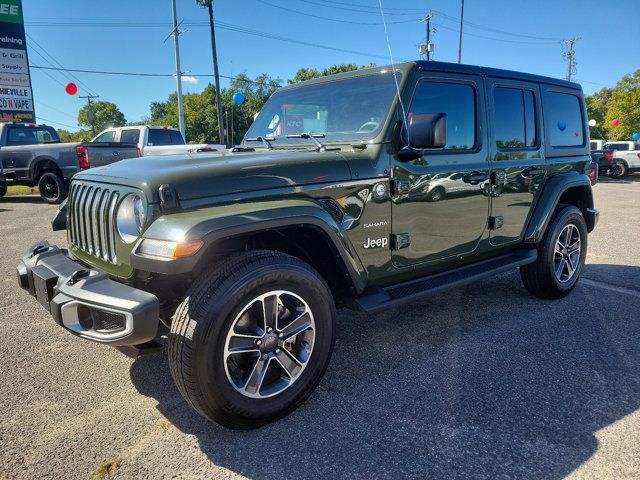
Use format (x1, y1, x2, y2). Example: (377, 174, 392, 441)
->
(232, 92, 245, 106)
(557, 120, 567, 131)
(633, 132, 640, 141)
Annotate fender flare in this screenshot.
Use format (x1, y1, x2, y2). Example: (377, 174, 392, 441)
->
(29, 155, 62, 180)
(130, 199, 368, 293)
(524, 172, 595, 244)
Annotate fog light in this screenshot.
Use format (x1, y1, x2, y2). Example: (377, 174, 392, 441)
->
(138, 239, 204, 258)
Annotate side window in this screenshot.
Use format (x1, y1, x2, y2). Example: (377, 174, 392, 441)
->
(545, 92, 584, 147)
(93, 131, 116, 143)
(120, 129, 140, 145)
(147, 129, 173, 146)
(169, 130, 185, 145)
(409, 81, 476, 150)
(494, 87, 537, 149)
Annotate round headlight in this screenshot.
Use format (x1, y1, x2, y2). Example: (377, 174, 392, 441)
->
(116, 194, 145, 243)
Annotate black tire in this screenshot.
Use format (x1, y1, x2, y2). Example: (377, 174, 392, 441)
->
(37, 171, 68, 204)
(428, 186, 446, 202)
(0, 183, 6, 198)
(609, 160, 628, 179)
(520, 205, 587, 299)
(169, 250, 335, 429)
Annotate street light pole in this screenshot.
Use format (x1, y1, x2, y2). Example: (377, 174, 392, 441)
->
(457, 0, 464, 64)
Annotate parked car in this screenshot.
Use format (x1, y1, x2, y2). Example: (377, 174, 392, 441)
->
(93, 125, 226, 157)
(0, 123, 139, 203)
(603, 140, 640, 178)
(589, 142, 610, 178)
(17, 60, 598, 429)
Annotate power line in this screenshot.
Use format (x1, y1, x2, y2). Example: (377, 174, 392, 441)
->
(26, 34, 100, 96)
(296, 0, 419, 16)
(36, 116, 78, 129)
(254, 0, 418, 25)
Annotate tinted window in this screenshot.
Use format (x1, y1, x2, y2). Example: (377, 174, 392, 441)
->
(6, 126, 59, 145)
(604, 143, 629, 151)
(545, 92, 584, 147)
(93, 131, 116, 143)
(148, 129, 174, 146)
(170, 130, 184, 144)
(409, 81, 476, 150)
(120, 129, 140, 144)
(494, 87, 537, 149)
(590, 141, 597, 150)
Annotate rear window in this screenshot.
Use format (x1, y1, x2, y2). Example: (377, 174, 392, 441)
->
(494, 87, 537, 149)
(545, 92, 584, 147)
(604, 143, 630, 151)
(148, 129, 184, 146)
(6, 126, 60, 145)
(120, 129, 140, 144)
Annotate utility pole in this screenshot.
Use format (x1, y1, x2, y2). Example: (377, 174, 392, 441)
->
(562, 38, 580, 81)
(457, 0, 464, 64)
(169, 0, 186, 139)
(79, 94, 99, 136)
(202, 0, 226, 146)
(419, 12, 434, 61)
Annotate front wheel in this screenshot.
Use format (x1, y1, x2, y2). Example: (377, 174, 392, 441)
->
(169, 250, 335, 429)
(0, 183, 7, 198)
(38, 172, 68, 204)
(520, 205, 587, 299)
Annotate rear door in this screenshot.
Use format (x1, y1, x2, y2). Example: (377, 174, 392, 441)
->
(486, 78, 545, 245)
(391, 73, 490, 267)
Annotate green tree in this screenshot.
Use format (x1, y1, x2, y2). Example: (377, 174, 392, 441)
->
(288, 63, 375, 84)
(604, 69, 640, 140)
(77, 101, 126, 132)
(56, 129, 92, 143)
(149, 73, 281, 144)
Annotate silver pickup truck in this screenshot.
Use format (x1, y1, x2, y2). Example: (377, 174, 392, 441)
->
(0, 123, 139, 203)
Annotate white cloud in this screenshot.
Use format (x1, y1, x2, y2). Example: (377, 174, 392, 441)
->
(181, 75, 198, 84)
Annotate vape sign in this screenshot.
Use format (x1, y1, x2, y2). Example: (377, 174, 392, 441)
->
(0, 0, 35, 123)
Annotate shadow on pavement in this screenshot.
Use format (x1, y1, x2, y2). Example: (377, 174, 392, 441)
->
(597, 173, 640, 184)
(0, 195, 43, 204)
(130, 263, 640, 479)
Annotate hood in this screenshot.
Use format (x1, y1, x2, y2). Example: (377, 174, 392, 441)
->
(75, 149, 353, 202)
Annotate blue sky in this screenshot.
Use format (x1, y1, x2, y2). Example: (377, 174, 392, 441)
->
(21, 0, 640, 131)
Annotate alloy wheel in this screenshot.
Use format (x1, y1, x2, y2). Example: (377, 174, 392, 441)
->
(553, 224, 581, 283)
(223, 290, 315, 399)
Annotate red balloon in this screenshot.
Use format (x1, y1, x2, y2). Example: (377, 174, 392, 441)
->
(65, 82, 77, 95)
(611, 118, 621, 127)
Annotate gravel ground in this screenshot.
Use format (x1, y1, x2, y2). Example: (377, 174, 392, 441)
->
(1, 176, 639, 479)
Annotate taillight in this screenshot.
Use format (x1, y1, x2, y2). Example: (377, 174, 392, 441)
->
(588, 164, 597, 182)
(603, 151, 613, 162)
(136, 146, 141, 157)
(76, 145, 90, 169)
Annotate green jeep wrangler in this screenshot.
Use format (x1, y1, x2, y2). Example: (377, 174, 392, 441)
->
(17, 61, 598, 429)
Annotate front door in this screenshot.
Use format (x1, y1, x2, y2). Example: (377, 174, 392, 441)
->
(391, 74, 490, 267)
(486, 79, 546, 245)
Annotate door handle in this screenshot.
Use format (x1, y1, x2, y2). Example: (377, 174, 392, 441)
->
(462, 172, 489, 185)
(522, 167, 544, 177)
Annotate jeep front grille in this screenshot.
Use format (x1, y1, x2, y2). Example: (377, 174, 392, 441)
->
(68, 183, 119, 263)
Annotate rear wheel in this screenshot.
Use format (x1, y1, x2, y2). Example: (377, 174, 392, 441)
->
(38, 171, 68, 204)
(609, 160, 628, 179)
(0, 183, 6, 198)
(169, 250, 335, 429)
(520, 205, 587, 299)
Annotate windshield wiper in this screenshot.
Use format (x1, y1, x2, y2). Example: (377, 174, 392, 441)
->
(245, 136, 275, 150)
(286, 132, 339, 152)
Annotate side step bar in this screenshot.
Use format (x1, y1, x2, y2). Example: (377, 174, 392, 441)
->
(354, 248, 538, 314)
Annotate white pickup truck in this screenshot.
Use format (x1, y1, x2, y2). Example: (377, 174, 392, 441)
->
(92, 125, 226, 157)
(603, 141, 640, 178)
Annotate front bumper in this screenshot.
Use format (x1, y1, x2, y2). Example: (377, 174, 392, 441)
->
(17, 241, 159, 346)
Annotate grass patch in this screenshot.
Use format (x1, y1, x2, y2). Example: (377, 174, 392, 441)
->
(6, 184, 38, 195)
(94, 458, 122, 479)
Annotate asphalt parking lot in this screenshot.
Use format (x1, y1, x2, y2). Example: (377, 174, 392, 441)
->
(1, 176, 639, 479)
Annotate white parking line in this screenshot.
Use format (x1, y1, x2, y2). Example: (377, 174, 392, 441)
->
(581, 277, 640, 299)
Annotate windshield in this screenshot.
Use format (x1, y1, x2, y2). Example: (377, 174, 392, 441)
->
(244, 72, 399, 146)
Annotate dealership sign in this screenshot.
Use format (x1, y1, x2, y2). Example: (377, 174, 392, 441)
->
(0, 0, 35, 123)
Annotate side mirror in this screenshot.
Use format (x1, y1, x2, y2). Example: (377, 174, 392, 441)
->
(406, 112, 447, 149)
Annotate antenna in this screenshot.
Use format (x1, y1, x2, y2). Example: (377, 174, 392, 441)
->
(377, 0, 409, 143)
